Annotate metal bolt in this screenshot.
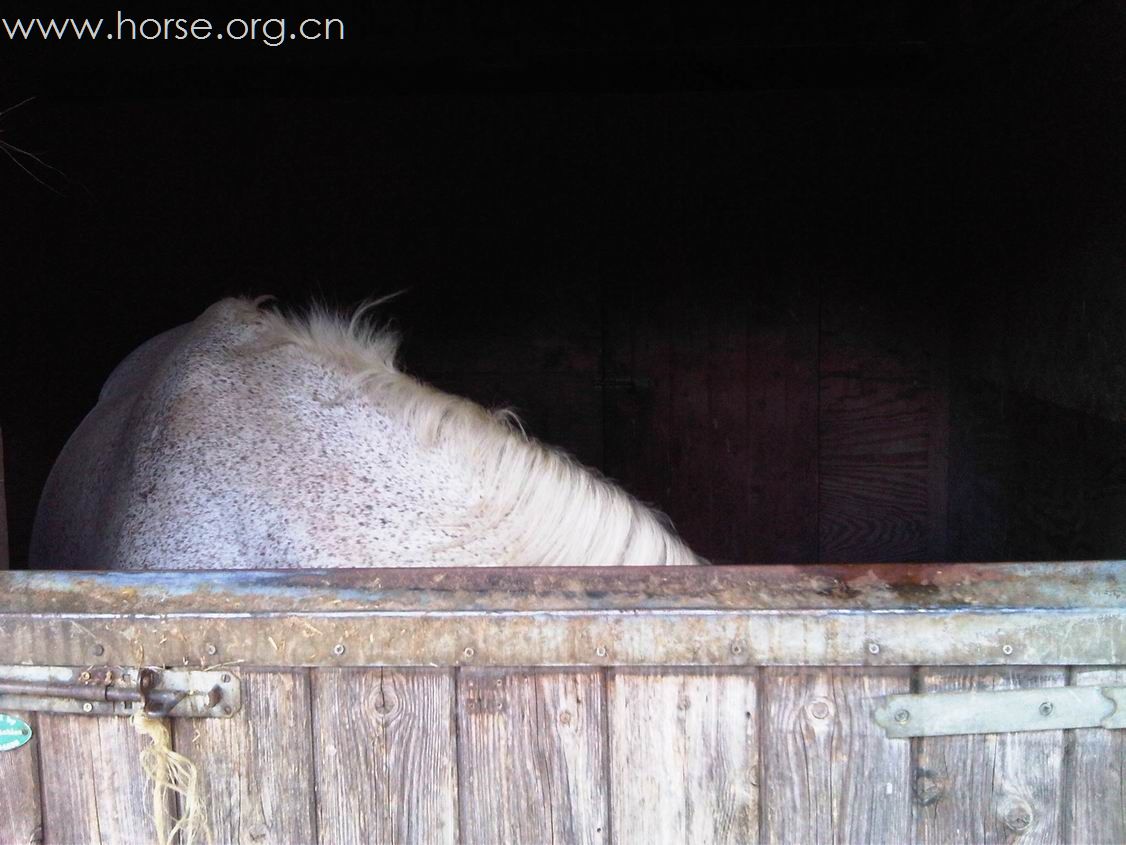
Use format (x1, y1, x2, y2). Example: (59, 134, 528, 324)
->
(867, 642, 881, 655)
(92, 644, 105, 657)
(79, 671, 91, 682)
(82, 703, 93, 713)
(1039, 701, 1054, 717)
(595, 645, 607, 657)
(895, 709, 911, 724)
(205, 643, 218, 656)
(809, 699, 831, 720)
(1002, 644, 1014, 655)
(221, 673, 232, 683)
(463, 647, 475, 659)
(333, 643, 346, 656)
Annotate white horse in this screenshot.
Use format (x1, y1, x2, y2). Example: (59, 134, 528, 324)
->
(30, 297, 702, 569)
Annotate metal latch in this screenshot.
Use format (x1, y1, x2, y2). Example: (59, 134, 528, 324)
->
(874, 685, 1125, 738)
(0, 664, 241, 718)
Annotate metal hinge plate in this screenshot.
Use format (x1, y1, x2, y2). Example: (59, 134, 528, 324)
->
(874, 685, 1125, 738)
(0, 664, 241, 718)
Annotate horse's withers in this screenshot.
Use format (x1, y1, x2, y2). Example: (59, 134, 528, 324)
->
(31, 298, 703, 569)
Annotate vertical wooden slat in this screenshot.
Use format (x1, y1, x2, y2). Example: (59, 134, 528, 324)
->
(38, 713, 171, 845)
(173, 670, 316, 844)
(745, 287, 820, 564)
(704, 284, 750, 562)
(457, 668, 607, 844)
(819, 294, 950, 562)
(760, 667, 912, 845)
(608, 669, 758, 845)
(312, 667, 457, 845)
(1066, 666, 1125, 845)
(0, 711, 42, 845)
(913, 667, 1066, 845)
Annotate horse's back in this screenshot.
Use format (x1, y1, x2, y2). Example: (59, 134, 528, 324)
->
(30, 298, 464, 570)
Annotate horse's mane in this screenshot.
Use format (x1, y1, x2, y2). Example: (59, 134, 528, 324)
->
(239, 296, 700, 567)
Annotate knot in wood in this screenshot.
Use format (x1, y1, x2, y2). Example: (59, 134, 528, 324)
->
(913, 768, 945, 806)
(1002, 801, 1034, 833)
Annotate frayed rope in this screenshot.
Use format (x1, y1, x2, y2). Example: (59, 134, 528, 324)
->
(131, 711, 213, 845)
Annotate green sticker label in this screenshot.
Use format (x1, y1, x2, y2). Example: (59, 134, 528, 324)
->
(0, 714, 32, 752)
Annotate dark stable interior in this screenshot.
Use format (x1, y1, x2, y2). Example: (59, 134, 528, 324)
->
(2, 2, 1125, 567)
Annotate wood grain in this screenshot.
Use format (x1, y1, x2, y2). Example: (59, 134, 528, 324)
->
(1066, 666, 1125, 845)
(760, 667, 912, 845)
(173, 669, 316, 844)
(744, 286, 820, 564)
(457, 668, 608, 844)
(608, 669, 758, 844)
(913, 667, 1066, 845)
(312, 668, 457, 845)
(0, 711, 42, 845)
(37, 712, 171, 845)
(819, 295, 949, 562)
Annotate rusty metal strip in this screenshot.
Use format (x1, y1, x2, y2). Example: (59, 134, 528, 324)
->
(0, 607, 1120, 668)
(1, 562, 1121, 613)
(0, 564, 1120, 668)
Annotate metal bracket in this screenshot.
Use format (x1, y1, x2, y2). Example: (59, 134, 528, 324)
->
(874, 685, 1125, 738)
(0, 664, 241, 718)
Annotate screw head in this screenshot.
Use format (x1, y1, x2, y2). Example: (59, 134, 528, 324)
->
(205, 643, 218, 656)
(731, 642, 744, 655)
(332, 643, 346, 656)
(221, 673, 232, 683)
(809, 699, 831, 720)
(1002, 644, 1014, 655)
(463, 647, 475, 659)
(894, 709, 911, 724)
(82, 702, 93, 713)
(595, 645, 607, 657)
(79, 671, 91, 682)
(92, 644, 105, 657)
(867, 642, 881, 655)
(1039, 701, 1054, 717)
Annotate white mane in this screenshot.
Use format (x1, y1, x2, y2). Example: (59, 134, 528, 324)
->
(245, 297, 702, 567)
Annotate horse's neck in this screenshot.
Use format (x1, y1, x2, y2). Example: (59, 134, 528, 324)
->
(33, 298, 699, 570)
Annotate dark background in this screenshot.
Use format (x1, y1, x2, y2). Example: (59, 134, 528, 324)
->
(3, 1, 1126, 566)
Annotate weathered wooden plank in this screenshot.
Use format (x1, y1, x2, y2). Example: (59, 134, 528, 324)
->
(608, 669, 758, 844)
(913, 667, 1067, 845)
(173, 670, 316, 844)
(1066, 666, 1125, 845)
(3, 606, 1120, 669)
(760, 667, 912, 845)
(312, 668, 457, 845)
(0, 711, 42, 845)
(457, 668, 608, 844)
(37, 712, 171, 845)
